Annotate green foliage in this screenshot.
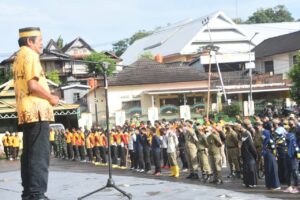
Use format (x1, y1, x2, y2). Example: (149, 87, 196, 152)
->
(112, 30, 153, 57)
(232, 18, 244, 24)
(222, 103, 241, 117)
(288, 53, 300, 105)
(139, 51, 154, 60)
(0, 66, 13, 85)
(46, 70, 61, 85)
(246, 5, 294, 24)
(56, 36, 64, 49)
(128, 30, 152, 45)
(84, 52, 116, 76)
(112, 39, 129, 57)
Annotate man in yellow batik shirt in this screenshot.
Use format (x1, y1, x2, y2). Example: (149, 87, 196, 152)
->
(13, 27, 59, 200)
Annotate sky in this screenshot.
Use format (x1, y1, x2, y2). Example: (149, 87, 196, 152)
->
(0, 0, 299, 60)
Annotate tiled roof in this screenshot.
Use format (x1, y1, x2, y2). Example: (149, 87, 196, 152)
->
(108, 58, 208, 86)
(254, 30, 300, 58)
(62, 37, 95, 53)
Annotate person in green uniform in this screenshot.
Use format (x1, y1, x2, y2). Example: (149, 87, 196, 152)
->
(207, 127, 223, 184)
(196, 125, 211, 182)
(184, 120, 199, 180)
(225, 124, 241, 178)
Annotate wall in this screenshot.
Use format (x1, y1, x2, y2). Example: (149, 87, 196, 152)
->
(87, 81, 208, 123)
(63, 87, 90, 104)
(255, 51, 299, 75)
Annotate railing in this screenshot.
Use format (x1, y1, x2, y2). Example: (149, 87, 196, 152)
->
(212, 72, 286, 86)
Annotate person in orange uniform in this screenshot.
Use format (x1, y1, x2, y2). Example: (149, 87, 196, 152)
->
(72, 128, 79, 161)
(12, 132, 21, 160)
(93, 128, 101, 165)
(2, 132, 10, 160)
(99, 128, 107, 165)
(49, 128, 56, 156)
(8, 132, 14, 160)
(65, 129, 73, 160)
(77, 127, 86, 162)
(86, 130, 93, 162)
(110, 128, 118, 167)
(119, 127, 129, 169)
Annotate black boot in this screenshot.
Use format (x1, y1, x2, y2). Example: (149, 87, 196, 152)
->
(191, 173, 199, 180)
(186, 173, 194, 179)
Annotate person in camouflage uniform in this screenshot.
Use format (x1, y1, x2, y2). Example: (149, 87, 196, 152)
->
(60, 129, 68, 159)
(225, 124, 240, 178)
(253, 121, 264, 178)
(54, 129, 60, 157)
(54, 129, 68, 159)
(184, 120, 199, 180)
(196, 125, 211, 182)
(207, 127, 223, 184)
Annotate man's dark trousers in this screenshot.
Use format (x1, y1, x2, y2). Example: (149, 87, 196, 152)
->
(21, 121, 50, 200)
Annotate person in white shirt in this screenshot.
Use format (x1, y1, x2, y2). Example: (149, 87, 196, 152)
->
(166, 123, 179, 178)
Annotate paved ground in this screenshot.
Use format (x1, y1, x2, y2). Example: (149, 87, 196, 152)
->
(0, 158, 299, 200)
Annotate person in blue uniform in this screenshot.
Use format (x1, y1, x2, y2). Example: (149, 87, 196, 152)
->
(283, 120, 300, 193)
(262, 129, 281, 190)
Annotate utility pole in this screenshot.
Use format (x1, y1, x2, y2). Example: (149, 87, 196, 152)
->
(247, 32, 258, 116)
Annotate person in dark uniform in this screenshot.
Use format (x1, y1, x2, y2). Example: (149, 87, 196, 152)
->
(136, 127, 145, 172)
(141, 127, 151, 173)
(236, 125, 258, 187)
(177, 125, 188, 172)
(151, 127, 161, 176)
(262, 129, 281, 190)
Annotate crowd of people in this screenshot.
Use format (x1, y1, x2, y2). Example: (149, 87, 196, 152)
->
(1, 114, 299, 194)
(46, 113, 300, 194)
(1, 131, 21, 160)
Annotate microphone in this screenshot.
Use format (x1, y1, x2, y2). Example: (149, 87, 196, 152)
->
(43, 49, 70, 59)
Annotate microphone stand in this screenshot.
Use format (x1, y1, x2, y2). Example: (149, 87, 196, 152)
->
(78, 62, 132, 200)
(44, 50, 132, 199)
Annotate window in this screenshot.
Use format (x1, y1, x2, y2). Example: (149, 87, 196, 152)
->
(122, 100, 141, 110)
(292, 55, 297, 65)
(160, 98, 179, 106)
(73, 93, 80, 102)
(264, 61, 274, 74)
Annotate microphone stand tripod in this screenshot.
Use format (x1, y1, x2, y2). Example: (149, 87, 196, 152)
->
(77, 62, 132, 200)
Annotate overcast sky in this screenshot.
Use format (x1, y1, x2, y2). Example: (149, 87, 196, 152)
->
(0, 0, 299, 60)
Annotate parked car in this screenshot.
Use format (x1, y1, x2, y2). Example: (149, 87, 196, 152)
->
(49, 123, 65, 131)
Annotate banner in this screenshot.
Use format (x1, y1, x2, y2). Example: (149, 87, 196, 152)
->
(115, 110, 126, 126)
(180, 105, 191, 120)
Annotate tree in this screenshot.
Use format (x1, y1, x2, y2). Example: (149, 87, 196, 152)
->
(112, 39, 129, 57)
(288, 53, 300, 105)
(56, 36, 64, 49)
(112, 30, 152, 57)
(0, 66, 12, 85)
(232, 18, 244, 24)
(84, 52, 116, 76)
(46, 70, 61, 85)
(128, 30, 152, 45)
(139, 51, 154, 60)
(246, 5, 294, 24)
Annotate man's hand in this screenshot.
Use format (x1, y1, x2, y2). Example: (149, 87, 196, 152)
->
(49, 95, 59, 106)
